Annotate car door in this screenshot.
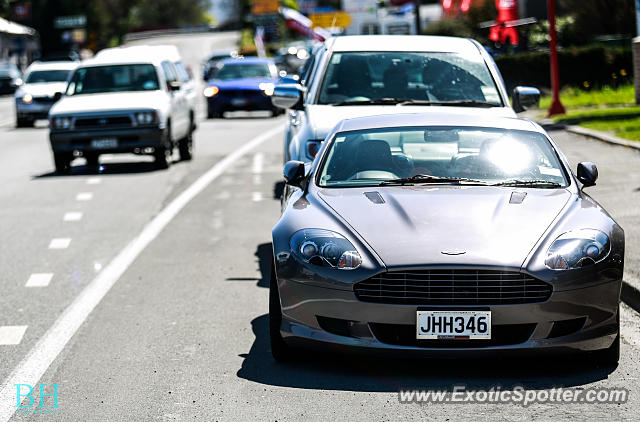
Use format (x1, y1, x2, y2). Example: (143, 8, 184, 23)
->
(173, 61, 196, 130)
(161, 60, 188, 140)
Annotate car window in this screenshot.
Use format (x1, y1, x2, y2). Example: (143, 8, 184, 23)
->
(212, 63, 273, 80)
(161, 61, 177, 83)
(316, 52, 502, 106)
(66, 64, 160, 95)
(25, 70, 72, 83)
(318, 126, 568, 187)
(174, 61, 190, 83)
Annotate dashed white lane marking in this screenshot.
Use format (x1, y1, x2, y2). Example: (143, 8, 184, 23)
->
(0, 124, 283, 422)
(621, 303, 640, 347)
(48, 238, 71, 249)
(252, 153, 264, 185)
(252, 192, 263, 202)
(76, 192, 93, 201)
(0, 326, 27, 345)
(63, 212, 83, 222)
(25, 273, 53, 288)
(86, 177, 101, 185)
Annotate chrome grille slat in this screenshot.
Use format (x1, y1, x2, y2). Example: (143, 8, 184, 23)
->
(354, 270, 552, 305)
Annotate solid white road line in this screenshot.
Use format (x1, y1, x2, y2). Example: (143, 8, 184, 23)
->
(76, 192, 93, 201)
(0, 124, 282, 421)
(25, 273, 53, 288)
(0, 326, 27, 346)
(63, 212, 83, 222)
(48, 238, 71, 249)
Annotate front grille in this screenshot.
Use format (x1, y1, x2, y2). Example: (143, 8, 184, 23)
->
(370, 322, 536, 348)
(74, 115, 132, 129)
(33, 96, 58, 104)
(220, 89, 262, 97)
(354, 270, 552, 305)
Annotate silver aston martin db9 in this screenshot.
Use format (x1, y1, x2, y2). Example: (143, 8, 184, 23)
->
(270, 110, 624, 365)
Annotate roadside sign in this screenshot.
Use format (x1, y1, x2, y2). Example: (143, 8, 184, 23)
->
(54, 15, 86, 29)
(309, 11, 352, 28)
(252, 0, 279, 15)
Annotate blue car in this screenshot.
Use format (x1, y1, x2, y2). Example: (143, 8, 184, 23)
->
(204, 57, 283, 118)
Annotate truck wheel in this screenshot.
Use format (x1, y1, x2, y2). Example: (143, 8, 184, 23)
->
(85, 153, 100, 168)
(16, 118, 33, 128)
(154, 146, 170, 169)
(54, 152, 71, 174)
(178, 132, 193, 161)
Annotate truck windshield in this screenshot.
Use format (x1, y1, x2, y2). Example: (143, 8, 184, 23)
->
(66, 64, 159, 95)
(26, 70, 71, 83)
(317, 52, 502, 106)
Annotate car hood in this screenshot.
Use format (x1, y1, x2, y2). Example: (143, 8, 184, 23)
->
(17, 82, 67, 97)
(317, 186, 572, 269)
(50, 91, 167, 115)
(306, 105, 517, 140)
(209, 78, 275, 90)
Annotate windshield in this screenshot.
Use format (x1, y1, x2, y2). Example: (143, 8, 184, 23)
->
(66, 64, 159, 95)
(212, 63, 273, 80)
(317, 52, 502, 106)
(0, 65, 19, 78)
(26, 70, 71, 83)
(318, 126, 568, 188)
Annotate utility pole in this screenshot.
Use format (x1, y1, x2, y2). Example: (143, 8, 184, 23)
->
(547, 0, 565, 116)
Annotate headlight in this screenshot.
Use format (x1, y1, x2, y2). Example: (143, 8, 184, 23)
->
(22, 93, 33, 104)
(545, 229, 610, 270)
(135, 111, 158, 125)
(203, 86, 219, 97)
(52, 116, 72, 129)
(259, 82, 275, 96)
(290, 229, 362, 270)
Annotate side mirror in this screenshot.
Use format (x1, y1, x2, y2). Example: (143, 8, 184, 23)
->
(167, 81, 182, 91)
(283, 160, 306, 187)
(271, 83, 303, 110)
(53, 92, 62, 102)
(577, 162, 598, 187)
(512, 86, 540, 112)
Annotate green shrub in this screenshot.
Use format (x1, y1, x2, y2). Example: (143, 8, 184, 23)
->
(494, 45, 632, 91)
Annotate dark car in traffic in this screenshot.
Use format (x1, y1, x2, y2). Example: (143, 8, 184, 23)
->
(204, 57, 283, 118)
(270, 111, 624, 366)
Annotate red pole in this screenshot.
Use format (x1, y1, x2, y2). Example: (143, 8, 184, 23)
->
(548, 0, 566, 116)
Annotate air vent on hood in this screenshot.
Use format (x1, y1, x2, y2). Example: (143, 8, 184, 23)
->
(364, 192, 385, 204)
(509, 191, 527, 204)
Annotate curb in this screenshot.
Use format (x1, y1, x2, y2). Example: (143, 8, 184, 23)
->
(622, 281, 640, 314)
(564, 125, 640, 151)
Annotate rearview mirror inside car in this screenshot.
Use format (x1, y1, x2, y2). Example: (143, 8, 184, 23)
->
(271, 84, 304, 110)
(577, 162, 598, 187)
(512, 86, 541, 113)
(283, 160, 306, 187)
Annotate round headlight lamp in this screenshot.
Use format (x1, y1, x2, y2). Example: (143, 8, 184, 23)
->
(545, 229, 610, 270)
(22, 93, 33, 104)
(290, 229, 362, 270)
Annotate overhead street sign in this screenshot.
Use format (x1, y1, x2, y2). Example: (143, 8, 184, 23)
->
(54, 15, 86, 29)
(309, 11, 352, 29)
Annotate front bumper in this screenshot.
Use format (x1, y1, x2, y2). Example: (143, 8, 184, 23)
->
(16, 101, 54, 120)
(276, 274, 620, 357)
(207, 90, 275, 112)
(50, 126, 164, 154)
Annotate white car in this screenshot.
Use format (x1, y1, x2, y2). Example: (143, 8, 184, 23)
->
(14, 61, 77, 127)
(271, 35, 540, 164)
(48, 45, 196, 173)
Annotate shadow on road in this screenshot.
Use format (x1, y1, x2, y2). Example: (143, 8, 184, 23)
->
(32, 159, 181, 178)
(237, 315, 616, 392)
(225, 242, 271, 289)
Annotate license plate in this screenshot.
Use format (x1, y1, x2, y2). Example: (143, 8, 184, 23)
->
(231, 98, 247, 106)
(416, 310, 491, 340)
(91, 138, 118, 149)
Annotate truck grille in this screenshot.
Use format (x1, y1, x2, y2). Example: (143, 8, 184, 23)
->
(74, 115, 132, 129)
(354, 270, 552, 305)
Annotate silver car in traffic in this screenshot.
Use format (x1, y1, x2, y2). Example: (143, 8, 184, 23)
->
(270, 111, 624, 366)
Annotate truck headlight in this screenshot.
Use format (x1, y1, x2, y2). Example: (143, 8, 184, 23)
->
(52, 116, 72, 129)
(290, 229, 362, 270)
(545, 229, 610, 270)
(135, 111, 158, 125)
(22, 93, 33, 104)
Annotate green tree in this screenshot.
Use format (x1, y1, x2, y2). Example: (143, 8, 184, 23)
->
(558, 0, 636, 43)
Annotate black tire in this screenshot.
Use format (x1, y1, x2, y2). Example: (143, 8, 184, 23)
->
(269, 265, 293, 362)
(593, 307, 620, 367)
(208, 109, 223, 119)
(53, 152, 71, 174)
(154, 146, 170, 169)
(85, 153, 100, 168)
(179, 118, 194, 161)
(16, 118, 33, 128)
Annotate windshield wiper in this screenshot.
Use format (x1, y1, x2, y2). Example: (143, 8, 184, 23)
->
(397, 99, 499, 107)
(491, 179, 563, 188)
(379, 174, 488, 186)
(329, 98, 407, 106)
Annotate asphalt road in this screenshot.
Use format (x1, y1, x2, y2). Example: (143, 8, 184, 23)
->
(0, 33, 640, 421)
